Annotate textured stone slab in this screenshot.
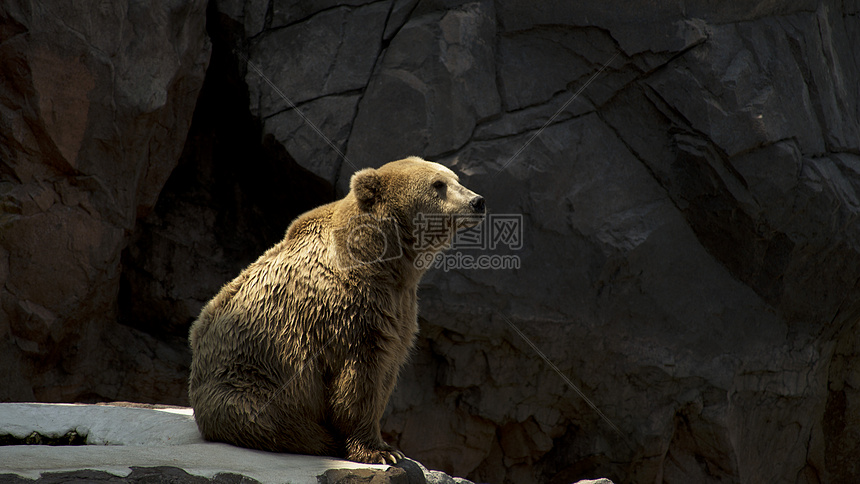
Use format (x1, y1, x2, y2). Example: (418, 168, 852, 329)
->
(0, 403, 436, 484)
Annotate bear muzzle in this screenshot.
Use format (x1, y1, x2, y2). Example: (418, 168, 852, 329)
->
(469, 196, 485, 214)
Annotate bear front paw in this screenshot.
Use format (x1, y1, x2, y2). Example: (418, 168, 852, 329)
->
(347, 443, 405, 465)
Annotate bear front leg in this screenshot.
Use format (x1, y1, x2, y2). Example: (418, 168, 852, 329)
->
(331, 357, 404, 464)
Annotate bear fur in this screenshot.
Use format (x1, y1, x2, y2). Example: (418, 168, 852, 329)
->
(188, 157, 485, 464)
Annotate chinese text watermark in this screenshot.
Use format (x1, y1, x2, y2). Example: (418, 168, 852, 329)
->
(413, 213, 523, 271)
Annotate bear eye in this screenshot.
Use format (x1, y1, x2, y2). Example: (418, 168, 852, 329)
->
(433, 180, 446, 189)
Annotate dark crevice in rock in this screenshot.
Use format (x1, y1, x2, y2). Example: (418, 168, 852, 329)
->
(786, 33, 830, 154)
(824, 325, 860, 483)
(503, 87, 580, 116)
(117, 3, 333, 341)
(0, 431, 87, 446)
(724, 136, 800, 160)
(254, 5, 343, 34)
(263, 0, 274, 32)
(631, 84, 799, 308)
(381, 0, 420, 44)
(261, 90, 366, 123)
(594, 108, 675, 204)
(492, 20, 509, 113)
(339, 99, 368, 189)
(536, 434, 619, 484)
(710, 9, 818, 27)
(471, 110, 594, 144)
(334, 0, 395, 184)
(635, 35, 710, 78)
(266, 0, 389, 33)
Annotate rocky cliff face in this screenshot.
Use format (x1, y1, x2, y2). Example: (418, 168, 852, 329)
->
(2, 1, 860, 483)
(0, 0, 211, 402)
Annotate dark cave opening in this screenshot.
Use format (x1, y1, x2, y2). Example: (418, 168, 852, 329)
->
(117, 5, 334, 342)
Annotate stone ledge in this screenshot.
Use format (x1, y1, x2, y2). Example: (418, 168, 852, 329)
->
(0, 403, 440, 484)
(0, 403, 613, 484)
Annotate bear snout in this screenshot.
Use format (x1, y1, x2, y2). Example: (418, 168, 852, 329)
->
(469, 196, 485, 214)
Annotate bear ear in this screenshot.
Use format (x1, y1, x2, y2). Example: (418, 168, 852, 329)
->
(350, 168, 382, 208)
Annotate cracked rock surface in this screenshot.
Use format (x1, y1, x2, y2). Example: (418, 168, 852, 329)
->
(2, 1, 860, 483)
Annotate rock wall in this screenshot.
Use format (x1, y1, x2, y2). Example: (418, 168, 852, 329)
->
(3, 1, 860, 483)
(0, 1, 210, 402)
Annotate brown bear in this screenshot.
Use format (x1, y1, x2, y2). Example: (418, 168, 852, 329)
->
(188, 157, 485, 464)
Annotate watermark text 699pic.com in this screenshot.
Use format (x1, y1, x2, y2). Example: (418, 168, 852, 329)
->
(413, 213, 522, 271)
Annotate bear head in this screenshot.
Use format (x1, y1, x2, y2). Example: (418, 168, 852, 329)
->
(336, 157, 485, 272)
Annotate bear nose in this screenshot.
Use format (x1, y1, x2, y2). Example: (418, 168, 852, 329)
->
(470, 196, 485, 213)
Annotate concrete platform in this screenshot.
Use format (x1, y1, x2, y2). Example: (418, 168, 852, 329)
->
(0, 403, 460, 484)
